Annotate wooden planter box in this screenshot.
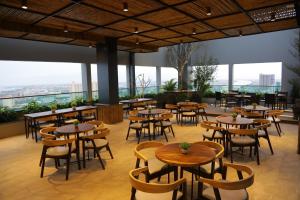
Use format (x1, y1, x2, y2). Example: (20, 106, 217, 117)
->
(0, 120, 24, 139)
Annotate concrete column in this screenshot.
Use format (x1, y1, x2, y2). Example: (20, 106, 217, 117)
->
(156, 66, 161, 93)
(228, 64, 233, 91)
(81, 63, 92, 104)
(96, 38, 118, 104)
(126, 52, 136, 97)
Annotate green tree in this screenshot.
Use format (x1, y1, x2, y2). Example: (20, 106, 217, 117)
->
(162, 78, 177, 92)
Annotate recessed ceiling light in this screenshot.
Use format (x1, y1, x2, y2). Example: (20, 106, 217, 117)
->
(123, 2, 128, 12)
(64, 25, 68, 33)
(21, 0, 28, 9)
(192, 28, 196, 35)
(206, 7, 211, 16)
(89, 43, 93, 48)
(270, 13, 276, 21)
(134, 27, 139, 34)
(239, 30, 243, 37)
(135, 39, 139, 45)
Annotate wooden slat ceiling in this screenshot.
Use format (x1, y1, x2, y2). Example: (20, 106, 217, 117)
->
(0, 0, 298, 53)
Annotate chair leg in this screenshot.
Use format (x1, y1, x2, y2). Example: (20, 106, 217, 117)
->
(162, 128, 168, 142)
(137, 129, 141, 144)
(230, 144, 233, 163)
(170, 126, 175, 137)
(265, 131, 274, 154)
(66, 157, 70, 180)
(40, 156, 46, 178)
(255, 142, 260, 165)
(126, 127, 131, 140)
(82, 140, 86, 168)
(95, 149, 105, 169)
(106, 144, 114, 159)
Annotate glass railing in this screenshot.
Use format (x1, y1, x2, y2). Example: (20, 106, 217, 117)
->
(232, 85, 281, 93)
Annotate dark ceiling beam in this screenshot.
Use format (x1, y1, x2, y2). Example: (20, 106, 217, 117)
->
(230, 0, 263, 32)
(0, 20, 158, 51)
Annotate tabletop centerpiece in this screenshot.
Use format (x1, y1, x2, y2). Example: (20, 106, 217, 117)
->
(179, 142, 191, 154)
(71, 100, 77, 110)
(252, 102, 257, 109)
(73, 119, 79, 128)
(50, 103, 57, 113)
(147, 105, 152, 113)
(232, 112, 238, 121)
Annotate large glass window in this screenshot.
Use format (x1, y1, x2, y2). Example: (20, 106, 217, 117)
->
(135, 66, 157, 95)
(233, 62, 282, 93)
(161, 67, 178, 83)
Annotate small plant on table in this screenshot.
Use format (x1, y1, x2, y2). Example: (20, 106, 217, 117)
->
(179, 142, 191, 154)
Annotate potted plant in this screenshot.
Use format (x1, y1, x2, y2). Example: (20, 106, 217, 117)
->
(71, 100, 77, 110)
(179, 142, 191, 154)
(73, 119, 79, 127)
(232, 112, 238, 121)
(50, 103, 57, 113)
(252, 103, 257, 109)
(162, 78, 177, 92)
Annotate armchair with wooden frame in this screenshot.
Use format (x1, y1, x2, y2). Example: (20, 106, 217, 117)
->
(201, 121, 226, 145)
(252, 119, 274, 155)
(126, 115, 150, 144)
(153, 113, 175, 142)
(266, 110, 284, 136)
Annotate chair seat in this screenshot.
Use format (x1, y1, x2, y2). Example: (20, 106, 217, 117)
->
(267, 117, 280, 122)
(258, 130, 266, 137)
(182, 112, 196, 116)
(39, 123, 56, 128)
(203, 186, 248, 200)
(135, 190, 182, 200)
(231, 136, 255, 145)
(147, 158, 168, 174)
(85, 139, 108, 148)
(154, 121, 172, 127)
(47, 146, 71, 156)
(130, 122, 148, 129)
(64, 119, 78, 124)
(203, 131, 223, 139)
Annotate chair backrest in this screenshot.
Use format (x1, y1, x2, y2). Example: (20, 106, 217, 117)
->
(215, 92, 222, 100)
(194, 141, 224, 159)
(200, 121, 224, 132)
(228, 128, 257, 136)
(161, 113, 173, 120)
(232, 107, 245, 114)
(165, 104, 177, 110)
(82, 109, 96, 116)
(241, 111, 262, 118)
(198, 162, 254, 190)
(36, 115, 57, 122)
(81, 128, 110, 140)
(128, 116, 147, 122)
(265, 93, 276, 104)
(253, 119, 271, 129)
(134, 141, 164, 161)
(40, 127, 58, 140)
(42, 138, 74, 147)
(267, 110, 283, 117)
(87, 120, 104, 128)
(129, 110, 139, 116)
(63, 112, 79, 118)
(198, 103, 208, 109)
(129, 167, 186, 196)
(180, 104, 198, 111)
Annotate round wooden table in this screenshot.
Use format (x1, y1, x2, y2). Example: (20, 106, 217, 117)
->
(177, 101, 198, 106)
(56, 123, 94, 169)
(155, 143, 216, 167)
(216, 116, 253, 126)
(243, 105, 269, 112)
(138, 108, 169, 117)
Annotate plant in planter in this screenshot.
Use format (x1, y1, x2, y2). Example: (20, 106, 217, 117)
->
(50, 103, 57, 113)
(179, 142, 191, 154)
(71, 100, 77, 110)
(193, 53, 218, 102)
(232, 112, 238, 121)
(162, 78, 177, 92)
(23, 100, 49, 114)
(73, 119, 79, 127)
(0, 106, 18, 123)
(252, 103, 258, 109)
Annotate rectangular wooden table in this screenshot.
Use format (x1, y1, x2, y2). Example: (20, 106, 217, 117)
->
(24, 105, 97, 142)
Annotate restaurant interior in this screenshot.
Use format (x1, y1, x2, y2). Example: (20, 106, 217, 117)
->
(0, 0, 299, 200)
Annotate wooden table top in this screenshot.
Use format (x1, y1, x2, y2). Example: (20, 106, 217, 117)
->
(155, 143, 216, 167)
(243, 105, 270, 111)
(56, 123, 94, 134)
(119, 98, 152, 104)
(177, 101, 198, 106)
(216, 116, 253, 125)
(138, 108, 169, 116)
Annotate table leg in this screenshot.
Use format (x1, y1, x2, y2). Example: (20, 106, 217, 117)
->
(76, 133, 81, 170)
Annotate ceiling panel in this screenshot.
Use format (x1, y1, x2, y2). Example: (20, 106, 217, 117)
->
(193, 31, 226, 40)
(84, 0, 163, 16)
(120, 35, 155, 43)
(23, 33, 72, 43)
(159, 0, 189, 5)
(223, 25, 261, 36)
(138, 8, 194, 27)
(0, 29, 25, 38)
(176, 0, 239, 19)
(37, 16, 95, 32)
(169, 22, 212, 35)
(0, 6, 45, 24)
(142, 28, 182, 39)
(106, 19, 158, 33)
(89, 28, 129, 37)
(143, 40, 174, 47)
(236, 0, 292, 10)
(69, 39, 96, 47)
(165, 36, 198, 43)
(59, 4, 123, 26)
(0, 0, 71, 14)
(205, 13, 253, 29)
(259, 18, 298, 32)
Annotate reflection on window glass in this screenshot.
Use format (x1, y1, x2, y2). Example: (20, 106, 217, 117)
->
(118, 65, 127, 88)
(135, 66, 156, 86)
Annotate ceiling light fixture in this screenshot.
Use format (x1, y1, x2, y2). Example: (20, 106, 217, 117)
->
(239, 30, 243, 37)
(123, 2, 128, 12)
(206, 7, 211, 16)
(134, 27, 139, 34)
(21, 0, 28, 9)
(89, 43, 93, 48)
(270, 13, 276, 21)
(64, 25, 68, 33)
(135, 38, 139, 45)
(192, 28, 196, 35)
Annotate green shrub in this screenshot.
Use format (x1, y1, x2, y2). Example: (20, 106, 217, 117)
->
(23, 100, 49, 114)
(162, 79, 177, 92)
(0, 107, 18, 123)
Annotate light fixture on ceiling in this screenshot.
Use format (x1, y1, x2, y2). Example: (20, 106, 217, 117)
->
(64, 25, 68, 33)
(89, 43, 93, 48)
(134, 27, 139, 34)
(206, 7, 211, 16)
(21, 0, 28, 9)
(123, 2, 128, 12)
(270, 13, 276, 21)
(239, 30, 243, 37)
(192, 28, 196, 35)
(135, 38, 139, 45)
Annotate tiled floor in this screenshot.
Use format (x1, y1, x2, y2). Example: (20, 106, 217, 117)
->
(0, 116, 299, 200)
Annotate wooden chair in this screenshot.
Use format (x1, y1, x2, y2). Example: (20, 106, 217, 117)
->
(215, 91, 224, 107)
(129, 167, 186, 200)
(276, 91, 288, 109)
(266, 110, 284, 136)
(81, 109, 97, 122)
(165, 104, 179, 123)
(62, 112, 79, 124)
(133, 102, 146, 110)
(264, 93, 276, 109)
(198, 162, 254, 200)
(241, 110, 263, 119)
(253, 119, 274, 155)
(153, 113, 175, 142)
(40, 138, 74, 180)
(126, 116, 150, 143)
(86, 120, 105, 135)
(197, 103, 208, 121)
(201, 121, 225, 145)
(80, 128, 113, 169)
(134, 141, 177, 182)
(147, 100, 157, 108)
(228, 128, 260, 165)
(179, 105, 198, 126)
(34, 115, 58, 142)
(225, 95, 238, 109)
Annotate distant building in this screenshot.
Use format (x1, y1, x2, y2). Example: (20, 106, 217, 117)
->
(259, 74, 275, 86)
(71, 81, 82, 93)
